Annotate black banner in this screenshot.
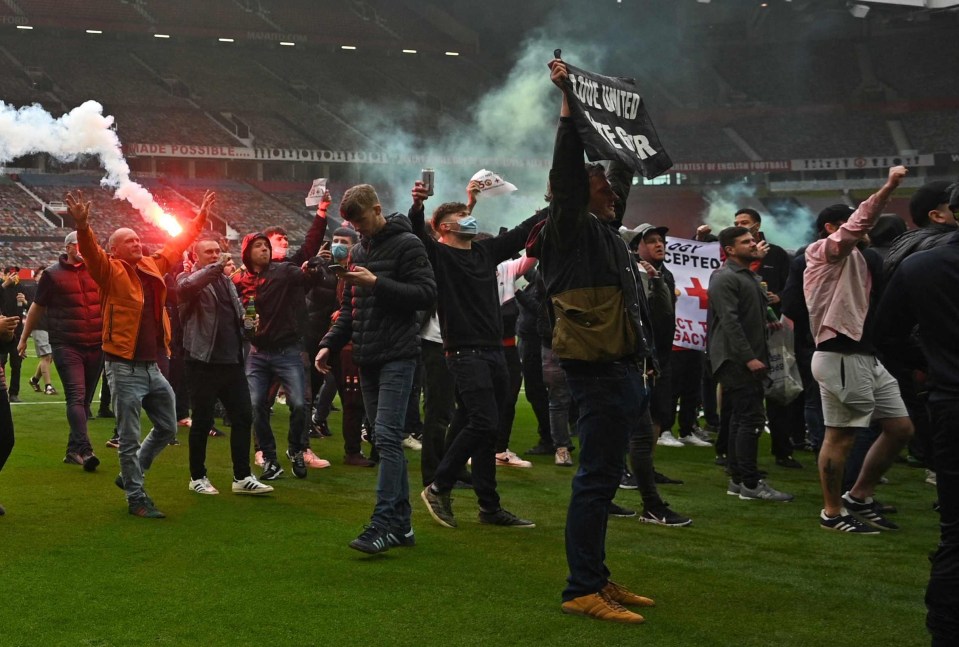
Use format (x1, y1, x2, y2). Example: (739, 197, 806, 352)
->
(561, 62, 673, 179)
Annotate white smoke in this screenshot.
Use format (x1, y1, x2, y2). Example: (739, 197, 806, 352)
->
(0, 100, 182, 236)
(701, 183, 815, 251)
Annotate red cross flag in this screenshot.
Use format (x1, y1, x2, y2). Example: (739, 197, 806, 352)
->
(663, 237, 722, 351)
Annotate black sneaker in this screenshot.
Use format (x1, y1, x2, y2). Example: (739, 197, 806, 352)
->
(29, 376, 41, 392)
(478, 508, 535, 528)
(114, 473, 124, 490)
(129, 497, 165, 519)
(639, 506, 693, 527)
(714, 455, 727, 466)
(98, 408, 115, 419)
(386, 527, 416, 548)
(208, 427, 225, 437)
(287, 450, 308, 479)
(348, 525, 390, 555)
(619, 468, 638, 490)
(421, 486, 457, 528)
(776, 456, 803, 469)
(820, 509, 880, 534)
(842, 492, 899, 530)
(310, 420, 332, 438)
(608, 502, 636, 518)
(261, 460, 285, 481)
(82, 453, 100, 473)
(525, 442, 555, 455)
(654, 471, 684, 485)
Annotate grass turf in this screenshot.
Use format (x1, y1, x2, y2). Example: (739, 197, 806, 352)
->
(0, 353, 936, 646)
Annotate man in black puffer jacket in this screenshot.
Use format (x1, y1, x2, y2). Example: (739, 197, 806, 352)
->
(315, 184, 436, 554)
(17, 231, 103, 471)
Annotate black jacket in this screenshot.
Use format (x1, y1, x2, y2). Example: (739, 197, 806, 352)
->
(532, 118, 655, 364)
(33, 256, 102, 347)
(318, 214, 436, 366)
(882, 222, 957, 282)
(176, 261, 244, 363)
(876, 231, 959, 402)
(233, 233, 323, 350)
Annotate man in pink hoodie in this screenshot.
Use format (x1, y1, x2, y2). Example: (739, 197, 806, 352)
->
(804, 166, 913, 534)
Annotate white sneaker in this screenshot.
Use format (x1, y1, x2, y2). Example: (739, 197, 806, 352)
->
(188, 476, 219, 495)
(926, 469, 937, 486)
(679, 433, 712, 447)
(657, 431, 684, 448)
(254, 450, 264, 467)
(232, 475, 274, 495)
(402, 436, 423, 451)
(303, 448, 331, 469)
(496, 450, 532, 468)
(554, 447, 573, 466)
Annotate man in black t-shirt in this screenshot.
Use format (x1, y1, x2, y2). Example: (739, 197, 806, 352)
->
(411, 180, 543, 530)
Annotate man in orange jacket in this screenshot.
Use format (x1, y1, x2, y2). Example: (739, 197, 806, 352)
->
(69, 189, 215, 519)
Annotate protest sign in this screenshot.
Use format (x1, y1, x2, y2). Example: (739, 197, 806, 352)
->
(470, 169, 518, 198)
(560, 61, 673, 178)
(663, 237, 721, 350)
(304, 177, 328, 206)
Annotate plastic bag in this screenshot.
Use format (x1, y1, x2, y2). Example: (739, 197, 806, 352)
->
(765, 317, 803, 405)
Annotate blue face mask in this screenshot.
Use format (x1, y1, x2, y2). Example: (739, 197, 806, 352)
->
(331, 243, 350, 262)
(454, 216, 478, 236)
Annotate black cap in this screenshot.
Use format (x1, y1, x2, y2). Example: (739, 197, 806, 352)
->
(909, 181, 951, 225)
(815, 204, 854, 234)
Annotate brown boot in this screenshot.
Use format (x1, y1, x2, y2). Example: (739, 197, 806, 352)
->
(344, 452, 375, 467)
(561, 592, 645, 624)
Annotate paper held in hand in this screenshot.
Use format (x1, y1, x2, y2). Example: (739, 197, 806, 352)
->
(469, 169, 517, 199)
(305, 177, 328, 206)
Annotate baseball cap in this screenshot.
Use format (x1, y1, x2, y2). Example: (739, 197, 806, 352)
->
(64, 231, 78, 245)
(619, 223, 669, 250)
(815, 204, 854, 234)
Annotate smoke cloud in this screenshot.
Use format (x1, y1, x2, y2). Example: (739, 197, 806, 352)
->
(347, 17, 613, 231)
(701, 183, 815, 251)
(0, 100, 182, 236)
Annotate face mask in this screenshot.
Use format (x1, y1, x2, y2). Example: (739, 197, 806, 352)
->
(454, 216, 478, 236)
(331, 243, 349, 262)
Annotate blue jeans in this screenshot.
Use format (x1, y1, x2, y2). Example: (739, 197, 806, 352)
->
(561, 358, 650, 602)
(542, 345, 573, 449)
(105, 360, 177, 503)
(246, 345, 308, 461)
(52, 344, 103, 455)
(359, 359, 416, 532)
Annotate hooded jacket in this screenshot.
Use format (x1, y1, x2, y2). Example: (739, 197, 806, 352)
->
(233, 232, 320, 351)
(318, 214, 435, 366)
(33, 254, 103, 347)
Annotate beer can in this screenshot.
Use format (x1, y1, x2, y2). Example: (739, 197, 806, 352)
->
(421, 168, 435, 196)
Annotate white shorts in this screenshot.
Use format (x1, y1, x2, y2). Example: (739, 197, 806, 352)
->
(32, 330, 52, 356)
(811, 351, 908, 428)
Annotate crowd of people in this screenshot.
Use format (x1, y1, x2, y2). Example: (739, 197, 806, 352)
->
(0, 59, 955, 642)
